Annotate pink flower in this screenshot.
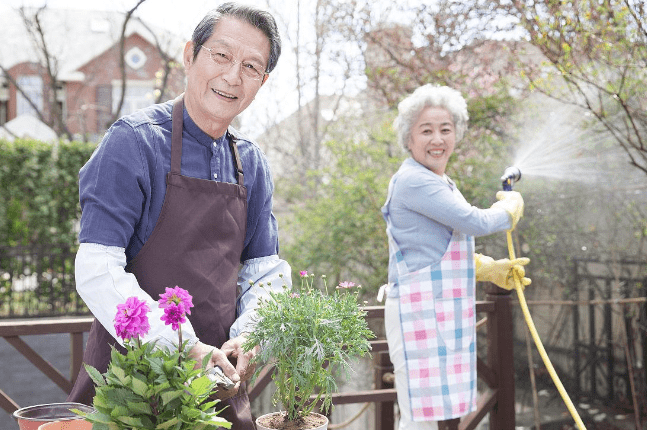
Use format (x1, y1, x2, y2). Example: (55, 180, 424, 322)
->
(161, 303, 187, 330)
(159, 286, 193, 331)
(114, 296, 151, 341)
(299, 271, 308, 277)
(159, 286, 194, 315)
(336, 281, 356, 289)
(290, 293, 300, 298)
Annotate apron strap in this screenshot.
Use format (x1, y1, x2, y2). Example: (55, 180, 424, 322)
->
(170, 94, 244, 187)
(382, 175, 409, 277)
(170, 94, 184, 175)
(228, 132, 245, 187)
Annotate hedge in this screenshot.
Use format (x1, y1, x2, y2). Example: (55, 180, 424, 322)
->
(0, 138, 96, 247)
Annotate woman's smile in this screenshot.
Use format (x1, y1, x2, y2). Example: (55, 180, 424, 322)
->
(408, 106, 456, 176)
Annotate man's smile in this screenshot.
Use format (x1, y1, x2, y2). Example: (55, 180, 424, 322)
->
(212, 88, 237, 99)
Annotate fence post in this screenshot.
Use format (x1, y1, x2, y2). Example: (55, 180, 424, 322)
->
(374, 350, 395, 430)
(485, 283, 515, 430)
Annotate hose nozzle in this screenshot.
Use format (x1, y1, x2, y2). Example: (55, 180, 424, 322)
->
(501, 166, 522, 191)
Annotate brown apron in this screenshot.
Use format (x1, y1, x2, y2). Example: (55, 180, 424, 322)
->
(68, 95, 254, 429)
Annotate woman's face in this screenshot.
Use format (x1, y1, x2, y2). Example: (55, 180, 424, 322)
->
(408, 106, 456, 176)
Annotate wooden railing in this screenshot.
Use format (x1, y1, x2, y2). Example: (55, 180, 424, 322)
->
(0, 286, 515, 430)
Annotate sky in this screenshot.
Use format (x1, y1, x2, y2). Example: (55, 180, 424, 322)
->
(2, 0, 309, 137)
(3, 0, 244, 39)
(2, 0, 419, 136)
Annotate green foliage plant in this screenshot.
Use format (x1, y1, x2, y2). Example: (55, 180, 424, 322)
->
(242, 272, 375, 424)
(73, 289, 231, 430)
(0, 138, 96, 246)
(278, 122, 403, 296)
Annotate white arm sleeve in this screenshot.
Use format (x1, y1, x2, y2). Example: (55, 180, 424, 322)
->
(75, 242, 198, 350)
(229, 255, 292, 338)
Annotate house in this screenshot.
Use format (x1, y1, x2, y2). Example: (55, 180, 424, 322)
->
(0, 6, 186, 141)
(0, 114, 58, 142)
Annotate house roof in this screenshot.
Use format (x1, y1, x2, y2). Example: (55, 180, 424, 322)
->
(0, 114, 58, 142)
(0, 6, 185, 82)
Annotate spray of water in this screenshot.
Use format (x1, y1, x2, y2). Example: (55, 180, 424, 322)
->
(511, 109, 611, 185)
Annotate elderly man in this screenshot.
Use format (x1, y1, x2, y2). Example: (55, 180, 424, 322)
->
(67, 3, 288, 428)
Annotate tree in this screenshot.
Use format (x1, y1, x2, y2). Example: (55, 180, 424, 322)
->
(280, 118, 400, 292)
(109, 0, 147, 126)
(0, 6, 71, 138)
(489, 0, 647, 176)
(259, 0, 372, 178)
(1, 1, 181, 140)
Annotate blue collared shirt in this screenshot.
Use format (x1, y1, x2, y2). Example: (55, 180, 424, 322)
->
(385, 158, 511, 297)
(78, 99, 279, 262)
(76, 100, 288, 344)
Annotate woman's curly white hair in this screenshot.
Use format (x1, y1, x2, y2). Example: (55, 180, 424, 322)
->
(394, 84, 469, 152)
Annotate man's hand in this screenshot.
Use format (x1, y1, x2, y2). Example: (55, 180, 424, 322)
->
(188, 340, 240, 400)
(221, 334, 259, 383)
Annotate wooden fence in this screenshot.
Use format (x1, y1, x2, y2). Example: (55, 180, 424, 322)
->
(0, 285, 516, 430)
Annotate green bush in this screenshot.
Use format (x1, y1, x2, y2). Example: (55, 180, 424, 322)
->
(0, 138, 95, 317)
(0, 138, 96, 247)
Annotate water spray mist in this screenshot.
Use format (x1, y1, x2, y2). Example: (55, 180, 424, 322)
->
(501, 166, 522, 191)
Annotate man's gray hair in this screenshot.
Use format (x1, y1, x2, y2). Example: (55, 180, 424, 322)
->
(191, 2, 282, 73)
(394, 84, 469, 152)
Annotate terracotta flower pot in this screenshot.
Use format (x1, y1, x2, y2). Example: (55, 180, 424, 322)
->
(12, 403, 95, 430)
(38, 420, 93, 430)
(256, 412, 328, 430)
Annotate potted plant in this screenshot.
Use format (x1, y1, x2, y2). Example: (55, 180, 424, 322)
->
(243, 272, 375, 430)
(73, 286, 231, 429)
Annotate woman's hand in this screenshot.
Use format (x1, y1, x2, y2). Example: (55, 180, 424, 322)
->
(475, 253, 532, 290)
(491, 191, 525, 231)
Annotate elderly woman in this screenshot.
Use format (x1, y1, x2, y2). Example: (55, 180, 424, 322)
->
(380, 84, 531, 430)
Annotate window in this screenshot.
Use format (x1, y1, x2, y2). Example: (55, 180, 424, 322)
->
(125, 47, 147, 70)
(112, 80, 155, 117)
(16, 75, 43, 117)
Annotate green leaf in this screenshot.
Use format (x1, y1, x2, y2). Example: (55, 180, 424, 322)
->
(126, 400, 153, 415)
(155, 417, 180, 429)
(110, 405, 129, 418)
(83, 364, 106, 387)
(188, 375, 212, 396)
(78, 410, 114, 424)
(130, 373, 149, 397)
(201, 350, 213, 369)
(160, 389, 184, 406)
(111, 365, 128, 383)
(204, 415, 232, 428)
(151, 381, 171, 395)
(116, 415, 144, 426)
(97, 386, 141, 406)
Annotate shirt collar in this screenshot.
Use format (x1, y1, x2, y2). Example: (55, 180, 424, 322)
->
(182, 107, 228, 148)
(404, 157, 456, 189)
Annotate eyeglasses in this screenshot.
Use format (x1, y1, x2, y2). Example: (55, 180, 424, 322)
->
(200, 45, 268, 81)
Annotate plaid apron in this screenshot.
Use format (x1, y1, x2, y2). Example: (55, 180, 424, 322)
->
(382, 174, 477, 421)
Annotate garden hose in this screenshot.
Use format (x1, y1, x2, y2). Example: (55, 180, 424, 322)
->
(506, 230, 587, 430)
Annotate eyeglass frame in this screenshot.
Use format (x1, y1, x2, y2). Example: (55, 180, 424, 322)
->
(200, 45, 268, 81)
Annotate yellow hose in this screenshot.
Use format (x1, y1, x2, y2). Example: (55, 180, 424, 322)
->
(506, 231, 587, 430)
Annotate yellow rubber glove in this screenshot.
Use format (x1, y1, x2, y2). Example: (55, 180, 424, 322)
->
(491, 191, 524, 231)
(474, 253, 531, 291)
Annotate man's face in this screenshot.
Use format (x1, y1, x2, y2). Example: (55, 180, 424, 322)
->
(183, 17, 270, 137)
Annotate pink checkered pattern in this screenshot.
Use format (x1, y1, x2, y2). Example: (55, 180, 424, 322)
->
(383, 177, 478, 421)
